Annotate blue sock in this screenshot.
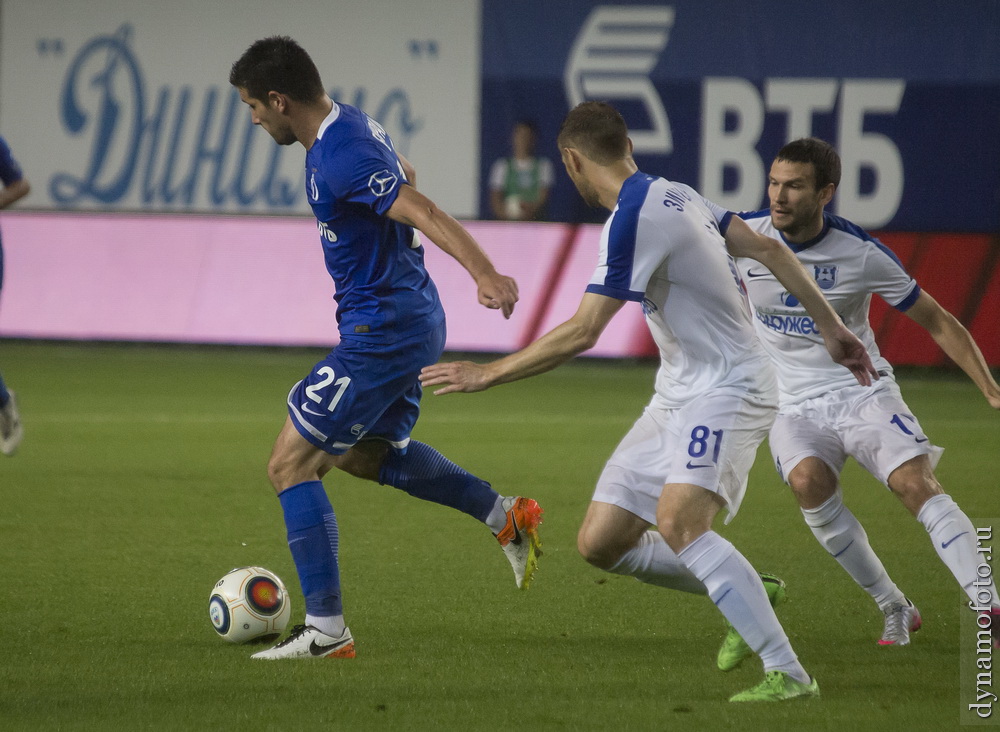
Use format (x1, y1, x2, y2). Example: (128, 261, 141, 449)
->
(379, 441, 499, 523)
(278, 481, 342, 617)
(0, 372, 9, 407)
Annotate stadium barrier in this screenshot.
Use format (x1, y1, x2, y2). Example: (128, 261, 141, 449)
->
(0, 212, 996, 365)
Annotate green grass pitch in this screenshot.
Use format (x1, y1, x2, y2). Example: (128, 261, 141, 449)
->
(1, 341, 996, 729)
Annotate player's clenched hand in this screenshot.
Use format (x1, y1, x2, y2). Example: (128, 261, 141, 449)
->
(824, 324, 880, 387)
(419, 361, 492, 395)
(477, 272, 519, 319)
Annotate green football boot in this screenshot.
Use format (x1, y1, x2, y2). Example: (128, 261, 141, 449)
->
(716, 573, 787, 672)
(729, 670, 820, 702)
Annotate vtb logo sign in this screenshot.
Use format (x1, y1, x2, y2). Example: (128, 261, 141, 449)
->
(564, 5, 674, 155)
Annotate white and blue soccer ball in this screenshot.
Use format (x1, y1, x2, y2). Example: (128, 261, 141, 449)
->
(209, 566, 291, 644)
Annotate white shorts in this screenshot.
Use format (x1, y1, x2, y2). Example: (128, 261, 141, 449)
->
(769, 379, 943, 487)
(592, 389, 776, 526)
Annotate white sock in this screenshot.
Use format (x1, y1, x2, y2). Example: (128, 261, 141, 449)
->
(608, 530, 707, 595)
(918, 494, 999, 605)
(306, 613, 346, 637)
(485, 496, 507, 534)
(679, 531, 808, 682)
(801, 490, 905, 611)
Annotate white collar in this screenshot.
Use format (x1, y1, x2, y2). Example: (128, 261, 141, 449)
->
(315, 101, 341, 140)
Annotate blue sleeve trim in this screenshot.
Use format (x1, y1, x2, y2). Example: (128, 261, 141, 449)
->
(585, 283, 643, 302)
(371, 178, 403, 216)
(603, 173, 654, 292)
(826, 212, 877, 244)
(0, 137, 23, 186)
(718, 211, 734, 235)
(894, 283, 922, 312)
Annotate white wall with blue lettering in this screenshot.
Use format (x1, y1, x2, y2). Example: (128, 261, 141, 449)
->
(0, 0, 481, 216)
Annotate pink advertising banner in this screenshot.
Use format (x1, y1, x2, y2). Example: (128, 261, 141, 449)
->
(0, 212, 648, 355)
(5, 212, 988, 365)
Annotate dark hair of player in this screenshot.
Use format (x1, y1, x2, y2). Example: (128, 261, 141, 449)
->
(557, 101, 630, 165)
(775, 137, 842, 191)
(229, 36, 325, 104)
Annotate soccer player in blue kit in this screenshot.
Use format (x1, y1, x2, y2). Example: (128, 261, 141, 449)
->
(229, 37, 542, 660)
(0, 135, 30, 456)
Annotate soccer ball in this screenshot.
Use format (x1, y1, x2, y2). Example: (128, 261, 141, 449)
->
(209, 566, 291, 644)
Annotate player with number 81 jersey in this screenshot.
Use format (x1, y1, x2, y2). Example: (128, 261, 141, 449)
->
(586, 175, 778, 525)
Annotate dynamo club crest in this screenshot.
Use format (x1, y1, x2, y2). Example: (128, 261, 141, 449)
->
(814, 265, 838, 290)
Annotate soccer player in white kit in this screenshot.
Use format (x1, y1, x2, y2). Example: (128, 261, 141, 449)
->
(421, 103, 880, 702)
(732, 137, 1000, 648)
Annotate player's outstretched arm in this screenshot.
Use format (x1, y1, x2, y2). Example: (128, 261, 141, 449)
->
(387, 184, 519, 318)
(420, 293, 624, 394)
(723, 216, 879, 386)
(905, 290, 1000, 409)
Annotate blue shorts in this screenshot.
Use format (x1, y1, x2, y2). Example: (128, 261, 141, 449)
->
(286, 323, 446, 455)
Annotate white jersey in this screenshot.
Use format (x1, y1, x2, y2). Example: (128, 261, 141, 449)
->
(587, 172, 774, 409)
(733, 210, 920, 406)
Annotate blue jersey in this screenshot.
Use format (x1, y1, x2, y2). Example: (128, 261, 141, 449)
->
(0, 136, 24, 187)
(0, 137, 24, 186)
(0, 135, 25, 289)
(305, 103, 444, 344)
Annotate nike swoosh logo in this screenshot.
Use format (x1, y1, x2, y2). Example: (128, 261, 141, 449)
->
(510, 515, 523, 545)
(915, 437, 928, 443)
(301, 403, 325, 417)
(746, 269, 770, 278)
(685, 461, 713, 469)
(309, 638, 348, 656)
(941, 531, 968, 549)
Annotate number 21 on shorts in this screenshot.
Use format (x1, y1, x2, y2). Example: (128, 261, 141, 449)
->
(305, 366, 352, 413)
